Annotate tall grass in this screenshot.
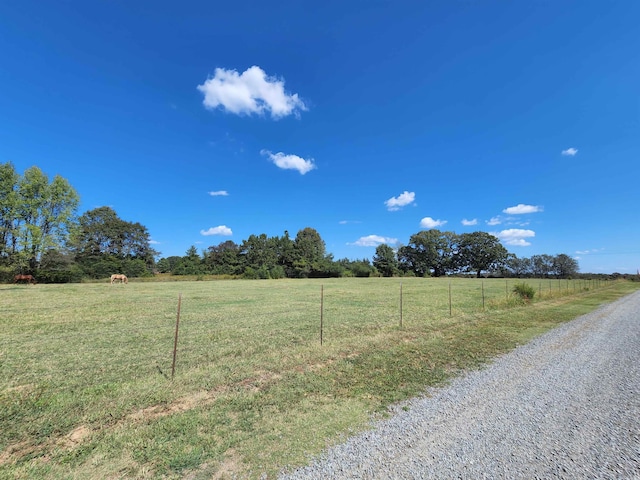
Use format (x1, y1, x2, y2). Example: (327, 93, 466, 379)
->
(1, 277, 636, 479)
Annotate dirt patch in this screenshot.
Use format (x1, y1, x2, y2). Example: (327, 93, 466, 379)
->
(58, 425, 92, 450)
(0, 440, 37, 466)
(212, 449, 247, 480)
(1, 370, 287, 466)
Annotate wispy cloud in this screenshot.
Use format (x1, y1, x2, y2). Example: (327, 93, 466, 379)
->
(503, 204, 543, 215)
(487, 216, 502, 226)
(260, 149, 316, 175)
(562, 147, 578, 156)
(385, 191, 416, 211)
(420, 217, 447, 229)
(349, 235, 398, 247)
(200, 225, 233, 236)
(494, 228, 535, 246)
(461, 218, 478, 226)
(575, 248, 604, 255)
(197, 66, 307, 119)
(208, 190, 229, 196)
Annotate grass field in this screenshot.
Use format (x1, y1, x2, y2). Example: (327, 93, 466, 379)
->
(1, 277, 637, 479)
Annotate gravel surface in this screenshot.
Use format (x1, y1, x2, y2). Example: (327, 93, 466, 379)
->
(280, 291, 640, 479)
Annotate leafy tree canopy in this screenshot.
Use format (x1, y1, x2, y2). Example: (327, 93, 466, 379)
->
(0, 162, 79, 271)
(70, 206, 158, 272)
(457, 231, 508, 278)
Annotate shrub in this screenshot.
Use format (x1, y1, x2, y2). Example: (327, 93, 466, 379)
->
(269, 265, 285, 279)
(512, 282, 535, 301)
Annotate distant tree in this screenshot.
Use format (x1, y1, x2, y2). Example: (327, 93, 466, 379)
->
(36, 248, 83, 283)
(272, 231, 296, 276)
(457, 232, 508, 277)
(156, 255, 182, 273)
(337, 258, 373, 277)
(502, 254, 532, 278)
(203, 240, 242, 275)
(241, 234, 279, 273)
(373, 244, 399, 277)
(0, 162, 20, 264)
(292, 227, 327, 278)
(399, 230, 457, 277)
(0, 163, 79, 271)
(531, 254, 555, 278)
(156, 257, 171, 273)
(172, 246, 205, 275)
(553, 254, 579, 278)
(71, 206, 157, 277)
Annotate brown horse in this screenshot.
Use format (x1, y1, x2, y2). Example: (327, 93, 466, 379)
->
(110, 274, 128, 284)
(14, 274, 36, 285)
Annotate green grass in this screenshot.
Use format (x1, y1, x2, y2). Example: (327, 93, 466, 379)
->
(1, 277, 637, 479)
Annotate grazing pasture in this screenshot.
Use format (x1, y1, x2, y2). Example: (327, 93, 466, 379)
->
(1, 277, 637, 479)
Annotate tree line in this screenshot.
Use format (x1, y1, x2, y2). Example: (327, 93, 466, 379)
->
(159, 229, 579, 279)
(1, 163, 156, 282)
(2, 162, 584, 282)
(372, 230, 580, 279)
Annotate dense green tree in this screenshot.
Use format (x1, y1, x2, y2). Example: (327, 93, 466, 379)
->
(373, 244, 399, 277)
(398, 230, 458, 277)
(457, 232, 508, 277)
(71, 206, 157, 277)
(155, 257, 171, 273)
(172, 246, 205, 275)
(337, 258, 374, 277)
(156, 256, 182, 273)
(502, 254, 532, 277)
(531, 254, 555, 278)
(552, 254, 579, 278)
(241, 234, 279, 274)
(0, 163, 79, 271)
(0, 162, 20, 263)
(203, 240, 243, 275)
(292, 227, 327, 278)
(272, 231, 296, 276)
(72, 207, 155, 261)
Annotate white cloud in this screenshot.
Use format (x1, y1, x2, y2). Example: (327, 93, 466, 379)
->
(200, 225, 233, 236)
(461, 218, 478, 226)
(575, 248, 604, 255)
(503, 204, 543, 215)
(197, 65, 307, 119)
(260, 149, 316, 175)
(487, 216, 502, 226)
(562, 147, 578, 156)
(149, 240, 160, 245)
(494, 228, 535, 246)
(208, 190, 229, 196)
(385, 191, 416, 211)
(420, 217, 447, 229)
(349, 235, 398, 247)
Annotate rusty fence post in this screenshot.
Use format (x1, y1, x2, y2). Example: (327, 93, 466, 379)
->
(320, 285, 324, 346)
(171, 293, 182, 380)
(399, 282, 403, 328)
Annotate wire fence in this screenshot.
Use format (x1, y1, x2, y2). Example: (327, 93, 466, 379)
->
(0, 277, 614, 392)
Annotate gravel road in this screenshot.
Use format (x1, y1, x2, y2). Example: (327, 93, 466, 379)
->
(280, 291, 640, 479)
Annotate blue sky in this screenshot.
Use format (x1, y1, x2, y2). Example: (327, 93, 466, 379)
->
(1, 1, 638, 273)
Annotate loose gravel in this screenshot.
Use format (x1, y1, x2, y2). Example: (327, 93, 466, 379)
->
(281, 291, 640, 479)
